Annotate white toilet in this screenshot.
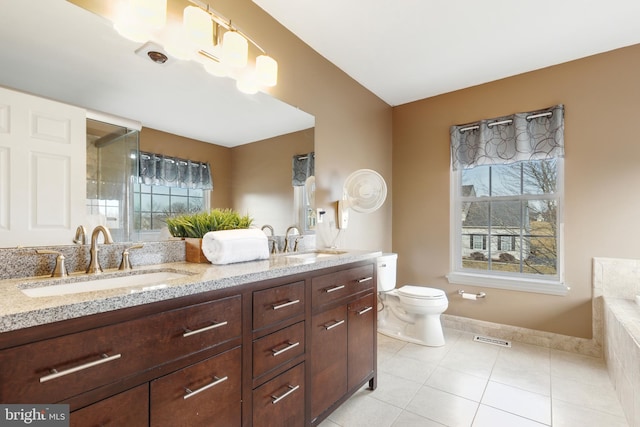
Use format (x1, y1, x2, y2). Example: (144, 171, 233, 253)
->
(377, 253, 449, 347)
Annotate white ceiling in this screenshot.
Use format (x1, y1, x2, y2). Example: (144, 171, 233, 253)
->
(253, 0, 640, 106)
(2, 0, 639, 147)
(0, 0, 314, 147)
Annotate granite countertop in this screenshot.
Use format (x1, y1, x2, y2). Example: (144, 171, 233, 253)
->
(0, 249, 381, 333)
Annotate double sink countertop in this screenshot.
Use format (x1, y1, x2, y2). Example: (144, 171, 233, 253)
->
(0, 249, 381, 333)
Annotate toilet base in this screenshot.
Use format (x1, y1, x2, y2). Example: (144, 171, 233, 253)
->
(378, 327, 443, 347)
(378, 294, 446, 347)
(378, 320, 445, 347)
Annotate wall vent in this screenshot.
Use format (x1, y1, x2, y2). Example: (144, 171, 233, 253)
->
(473, 335, 511, 348)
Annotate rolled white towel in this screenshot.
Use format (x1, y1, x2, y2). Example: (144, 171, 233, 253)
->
(201, 229, 269, 265)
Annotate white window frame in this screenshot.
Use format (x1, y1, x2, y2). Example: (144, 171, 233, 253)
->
(447, 160, 568, 296)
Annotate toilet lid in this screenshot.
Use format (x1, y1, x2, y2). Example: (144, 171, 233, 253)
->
(398, 285, 446, 299)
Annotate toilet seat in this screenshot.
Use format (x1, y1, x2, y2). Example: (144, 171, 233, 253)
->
(398, 285, 446, 300)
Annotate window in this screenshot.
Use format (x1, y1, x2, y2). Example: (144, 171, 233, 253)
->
(448, 105, 567, 295)
(471, 235, 486, 250)
(132, 183, 209, 240)
(133, 152, 213, 240)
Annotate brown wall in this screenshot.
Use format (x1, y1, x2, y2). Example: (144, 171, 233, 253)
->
(135, 0, 393, 252)
(140, 127, 232, 209)
(140, 127, 313, 231)
(231, 128, 314, 233)
(212, 0, 393, 252)
(392, 43, 640, 338)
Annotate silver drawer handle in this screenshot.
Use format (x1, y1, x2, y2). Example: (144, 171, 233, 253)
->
(40, 353, 122, 383)
(324, 319, 345, 330)
(272, 299, 300, 310)
(271, 384, 300, 404)
(358, 276, 373, 283)
(325, 284, 345, 293)
(183, 321, 228, 337)
(357, 306, 373, 315)
(272, 341, 300, 357)
(183, 376, 228, 400)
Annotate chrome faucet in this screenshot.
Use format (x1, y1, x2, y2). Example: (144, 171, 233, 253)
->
(86, 225, 114, 274)
(284, 225, 302, 253)
(261, 224, 278, 253)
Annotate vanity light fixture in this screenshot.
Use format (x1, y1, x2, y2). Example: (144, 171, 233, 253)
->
(114, 0, 168, 43)
(112, 0, 278, 93)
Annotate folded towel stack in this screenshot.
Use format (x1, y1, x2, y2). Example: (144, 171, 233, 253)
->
(201, 228, 270, 265)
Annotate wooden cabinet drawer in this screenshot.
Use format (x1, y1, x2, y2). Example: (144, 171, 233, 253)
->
(253, 321, 305, 379)
(311, 264, 374, 309)
(70, 383, 148, 427)
(0, 295, 241, 403)
(253, 362, 305, 427)
(157, 295, 242, 362)
(150, 347, 241, 427)
(253, 281, 305, 330)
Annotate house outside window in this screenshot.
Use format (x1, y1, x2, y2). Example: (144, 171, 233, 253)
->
(448, 105, 568, 295)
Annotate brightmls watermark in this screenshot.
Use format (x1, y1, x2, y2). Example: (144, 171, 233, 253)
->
(0, 405, 69, 426)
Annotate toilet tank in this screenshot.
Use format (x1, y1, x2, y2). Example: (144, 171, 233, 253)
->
(377, 253, 398, 292)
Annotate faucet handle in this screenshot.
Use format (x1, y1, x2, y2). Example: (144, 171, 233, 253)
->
(36, 250, 68, 278)
(119, 244, 144, 271)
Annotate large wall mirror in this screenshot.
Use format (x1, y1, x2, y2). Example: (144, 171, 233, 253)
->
(0, 0, 315, 247)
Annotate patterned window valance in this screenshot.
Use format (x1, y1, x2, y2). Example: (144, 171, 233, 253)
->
(450, 105, 564, 171)
(139, 151, 213, 190)
(292, 152, 315, 186)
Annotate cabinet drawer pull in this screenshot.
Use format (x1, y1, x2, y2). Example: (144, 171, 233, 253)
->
(183, 376, 228, 400)
(40, 353, 122, 383)
(356, 306, 373, 315)
(271, 341, 300, 357)
(325, 284, 345, 293)
(358, 276, 373, 283)
(272, 299, 300, 310)
(271, 384, 300, 404)
(183, 321, 228, 337)
(324, 319, 345, 330)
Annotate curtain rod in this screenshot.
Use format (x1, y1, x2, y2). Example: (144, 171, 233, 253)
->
(458, 111, 553, 133)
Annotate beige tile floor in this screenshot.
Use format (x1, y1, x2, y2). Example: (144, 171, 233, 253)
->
(318, 330, 629, 427)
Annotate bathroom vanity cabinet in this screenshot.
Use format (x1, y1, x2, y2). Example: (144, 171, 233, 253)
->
(0, 258, 376, 427)
(310, 264, 377, 424)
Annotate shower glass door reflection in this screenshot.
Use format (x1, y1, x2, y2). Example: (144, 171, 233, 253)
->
(86, 118, 139, 242)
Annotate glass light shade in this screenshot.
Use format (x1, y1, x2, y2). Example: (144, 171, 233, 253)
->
(256, 55, 278, 87)
(222, 31, 248, 68)
(183, 6, 212, 48)
(134, 0, 167, 28)
(163, 23, 194, 61)
(236, 70, 258, 94)
(113, 0, 167, 42)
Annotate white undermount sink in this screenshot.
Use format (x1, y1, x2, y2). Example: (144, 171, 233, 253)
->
(20, 270, 192, 298)
(284, 250, 347, 261)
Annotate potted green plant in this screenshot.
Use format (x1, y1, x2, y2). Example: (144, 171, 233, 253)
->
(165, 209, 253, 263)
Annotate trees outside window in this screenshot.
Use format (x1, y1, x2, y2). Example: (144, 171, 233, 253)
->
(456, 159, 561, 278)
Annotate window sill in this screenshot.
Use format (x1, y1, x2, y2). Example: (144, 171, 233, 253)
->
(446, 272, 569, 296)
